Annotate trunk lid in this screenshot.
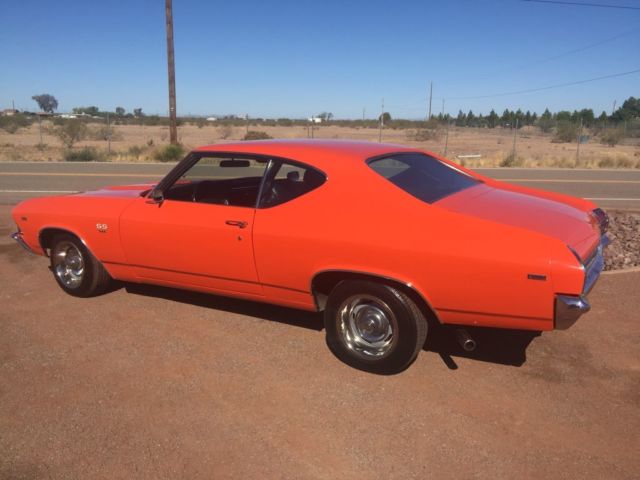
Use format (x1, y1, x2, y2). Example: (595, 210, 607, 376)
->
(436, 183, 599, 260)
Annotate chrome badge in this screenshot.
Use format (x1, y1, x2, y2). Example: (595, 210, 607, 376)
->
(96, 223, 108, 233)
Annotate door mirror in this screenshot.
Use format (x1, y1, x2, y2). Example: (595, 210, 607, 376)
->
(146, 188, 164, 204)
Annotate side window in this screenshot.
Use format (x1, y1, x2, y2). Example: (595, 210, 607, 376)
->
(164, 156, 269, 207)
(260, 161, 326, 208)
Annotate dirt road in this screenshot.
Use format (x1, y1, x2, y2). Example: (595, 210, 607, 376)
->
(0, 205, 638, 479)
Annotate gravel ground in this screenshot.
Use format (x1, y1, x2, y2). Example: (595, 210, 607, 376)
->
(604, 211, 640, 271)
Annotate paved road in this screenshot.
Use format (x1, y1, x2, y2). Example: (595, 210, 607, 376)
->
(0, 162, 638, 210)
(0, 204, 638, 479)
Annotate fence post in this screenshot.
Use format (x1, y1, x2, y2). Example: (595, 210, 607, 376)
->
(576, 118, 583, 166)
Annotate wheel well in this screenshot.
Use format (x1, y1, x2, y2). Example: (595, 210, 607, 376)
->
(311, 270, 441, 325)
(39, 228, 80, 255)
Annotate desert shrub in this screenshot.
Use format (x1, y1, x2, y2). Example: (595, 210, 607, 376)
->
(553, 121, 579, 143)
(128, 145, 146, 160)
(154, 144, 184, 162)
(64, 147, 104, 162)
(218, 124, 233, 139)
(500, 152, 523, 167)
(407, 128, 440, 141)
(88, 125, 123, 141)
(53, 119, 88, 148)
(599, 128, 624, 147)
(0, 114, 32, 133)
(242, 130, 272, 141)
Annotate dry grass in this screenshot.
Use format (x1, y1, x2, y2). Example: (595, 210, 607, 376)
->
(1, 121, 638, 167)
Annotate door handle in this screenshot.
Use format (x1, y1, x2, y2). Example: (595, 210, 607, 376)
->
(225, 220, 248, 229)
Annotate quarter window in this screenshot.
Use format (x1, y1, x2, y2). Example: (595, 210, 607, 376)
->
(260, 160, 326, 208)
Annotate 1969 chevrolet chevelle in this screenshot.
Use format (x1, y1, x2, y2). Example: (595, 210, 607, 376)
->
(11, 140, 608, 373)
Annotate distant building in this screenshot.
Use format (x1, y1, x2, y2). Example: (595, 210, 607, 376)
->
(206, 117, 218, 122)
(1, 108, 18, 116)
(308, 117, 322, 124)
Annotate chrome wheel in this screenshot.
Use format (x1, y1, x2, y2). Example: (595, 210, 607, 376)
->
(337, 295, 398, 359)
(52, 241, 85, 289)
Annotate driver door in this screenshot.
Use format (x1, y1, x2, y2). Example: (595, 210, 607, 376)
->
(119, 155, 269, 296)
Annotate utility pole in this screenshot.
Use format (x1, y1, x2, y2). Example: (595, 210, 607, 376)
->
(378, 98, 384, 143)
(107, 112, 111, 155)
(165, 0, 178, 145)
(443, 121, 450, 156)
(362, 107, 365, 121)
(427, 81, 433, 120)
(611, 100, 617, 115)
(441, 98, 445, 118)
(576, 118, 583, 166)
(245, 114, 249, 134)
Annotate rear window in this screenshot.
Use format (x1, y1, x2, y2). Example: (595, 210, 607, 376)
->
(368, 153, 480, 204)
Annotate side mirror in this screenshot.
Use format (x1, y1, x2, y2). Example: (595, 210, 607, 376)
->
(146, 188, 164, 204)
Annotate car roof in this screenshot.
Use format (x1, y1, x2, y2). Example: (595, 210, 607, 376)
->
(193, 139, 422, 170)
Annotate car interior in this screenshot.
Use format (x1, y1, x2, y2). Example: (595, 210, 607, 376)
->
(162, 158, 326, 208)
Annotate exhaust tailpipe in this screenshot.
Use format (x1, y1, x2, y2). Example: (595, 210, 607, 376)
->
(456, 329, 476, 352)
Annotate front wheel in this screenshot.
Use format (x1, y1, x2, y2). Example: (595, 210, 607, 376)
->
(50, 233, 112, 297)
(324, 280, 428, 374)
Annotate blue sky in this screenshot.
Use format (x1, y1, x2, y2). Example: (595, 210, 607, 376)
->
(1, 0, 638, 119)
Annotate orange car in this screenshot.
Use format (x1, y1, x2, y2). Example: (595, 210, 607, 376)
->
(11, 140, 608, 373)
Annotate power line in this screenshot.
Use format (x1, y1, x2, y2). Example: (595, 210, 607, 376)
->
(446, 67, 640, 100)
(522, 0, 640, 10)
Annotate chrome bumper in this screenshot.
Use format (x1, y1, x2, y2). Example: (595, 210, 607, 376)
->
(555, 295, 590, 330)
(11, 231, 35, 254)
(554, 233, 608, 330)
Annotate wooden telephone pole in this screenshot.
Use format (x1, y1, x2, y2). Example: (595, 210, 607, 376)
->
(165, 0, 178, 145)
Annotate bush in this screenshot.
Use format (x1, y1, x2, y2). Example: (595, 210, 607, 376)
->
(53, 119, 88, 148)
(242, 130, 272, 141)
(64, 147, 104, 162)
(500, 152, 523, 167)
(218, 124, 233, 139)
(553, 121, 579, 143)
(128, 145, 147, 160)
(407, 128, 440, 141)
(154, 144, 184, 162)
(599, 128, 624, 147)
(0, 114, 32, 134)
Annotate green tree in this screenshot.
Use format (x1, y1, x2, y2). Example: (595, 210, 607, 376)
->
(115, 107, 126, 116)
(500, 109, 512, 127)
(72, 106, 99, 116)
(466, 110, 476, 127)
(378, 112, 391, 124)
(538, 108, 554, 133)
(487, 109, 499, 128)
(133, 108, 144, 117)
(611, 96, 640, 122)
(455, 110, 466, 127)
(32, 94, 58, 113)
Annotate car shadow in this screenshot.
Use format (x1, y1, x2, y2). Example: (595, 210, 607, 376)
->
(122, 283, 539, 370)
(424, 325, 541, 370)
(123, 283, 324, 332)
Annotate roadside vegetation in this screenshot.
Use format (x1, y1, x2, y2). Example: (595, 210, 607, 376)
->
(1, 94, 638, 166)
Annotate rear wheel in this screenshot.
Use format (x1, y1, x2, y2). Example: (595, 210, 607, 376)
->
(324, 280, 428, 374)
(50, 233, 112, 297)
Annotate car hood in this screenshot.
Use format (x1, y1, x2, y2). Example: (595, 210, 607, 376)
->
(436, 183, 599, 260)
(75, 183, 155, 198)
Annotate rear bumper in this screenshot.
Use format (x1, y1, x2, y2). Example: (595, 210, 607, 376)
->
(554, 233, 608, 330)
(10, 231, 35, 254)
(554, 295, 590, 330)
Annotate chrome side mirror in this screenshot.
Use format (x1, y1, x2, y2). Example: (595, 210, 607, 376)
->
(145, 188, 164, 205)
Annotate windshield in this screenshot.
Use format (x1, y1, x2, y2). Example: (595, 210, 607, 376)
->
(368, 153, 480, 204)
